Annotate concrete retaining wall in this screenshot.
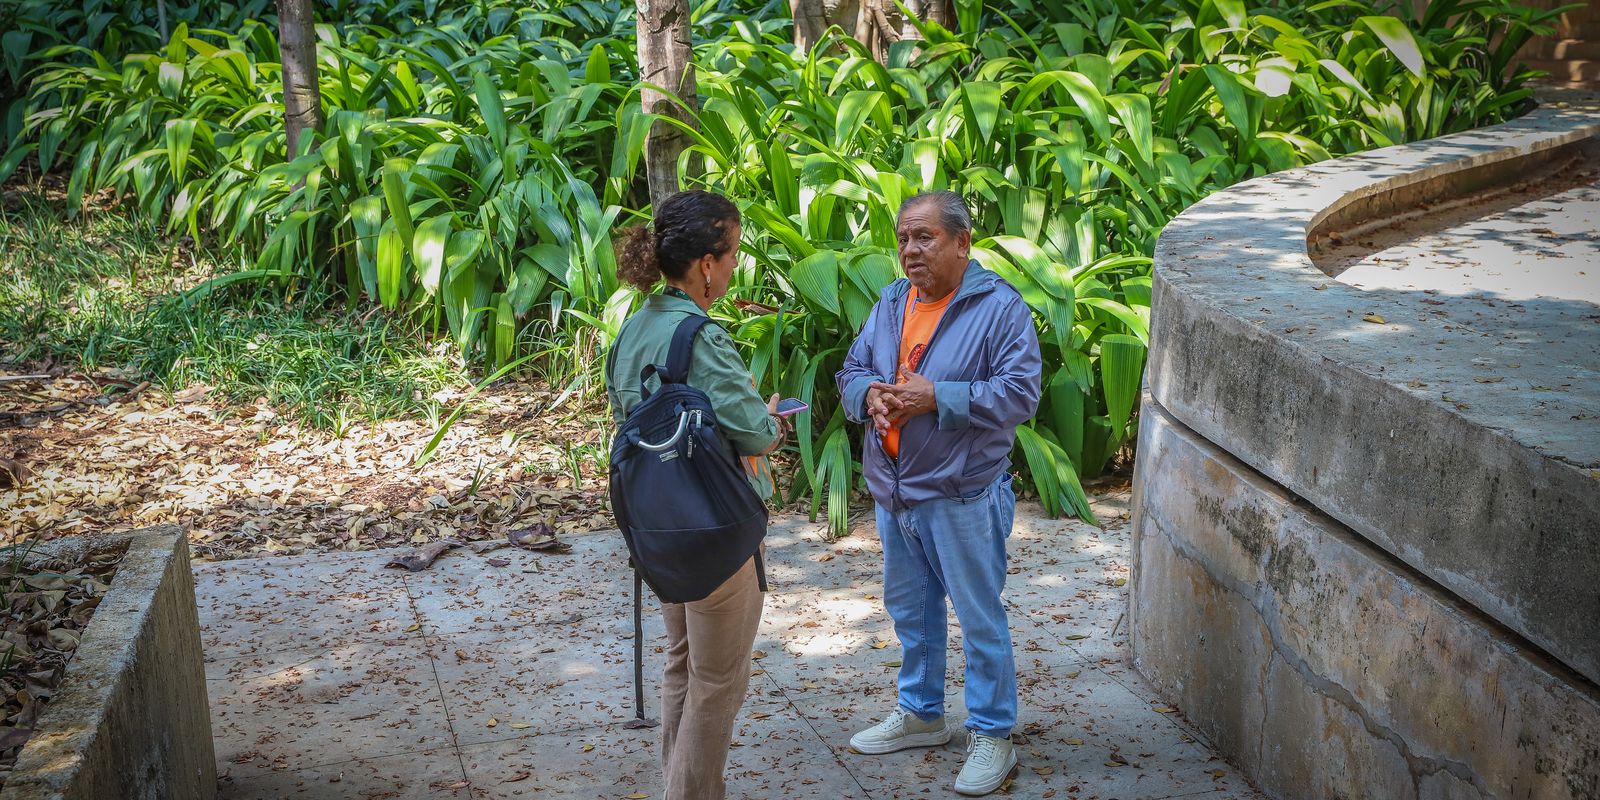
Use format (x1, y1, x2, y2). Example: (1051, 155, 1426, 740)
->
(1, 526, 215, 800)
(1131, 404, 1600, 800)
(1134, 89, 1600, 799)
(1147, 92, 1600, 685)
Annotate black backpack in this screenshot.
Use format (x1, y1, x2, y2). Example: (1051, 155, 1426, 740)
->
(608, 315, 769, 605)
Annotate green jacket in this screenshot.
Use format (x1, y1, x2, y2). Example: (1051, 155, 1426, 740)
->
(606, 292, 778, 498)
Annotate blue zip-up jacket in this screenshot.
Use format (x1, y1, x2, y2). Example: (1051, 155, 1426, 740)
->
(835, 259, 1042, 511)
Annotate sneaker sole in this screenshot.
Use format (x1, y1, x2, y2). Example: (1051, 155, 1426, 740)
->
(953, 749, 1019, 795)
(848, 727, 952, 755)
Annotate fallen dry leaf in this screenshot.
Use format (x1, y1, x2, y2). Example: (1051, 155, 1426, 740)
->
(0, 458, 31, 489)
(1362, 313, 1386, 324)
(509, 522, 570, 553)
(385, 540, 458, 571)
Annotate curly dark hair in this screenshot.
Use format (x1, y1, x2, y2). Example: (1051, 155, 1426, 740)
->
(616, 191, 741, 292)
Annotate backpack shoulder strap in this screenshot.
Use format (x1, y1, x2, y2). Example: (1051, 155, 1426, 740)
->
(641, 314, 711, 392)
(664, 315, 710, 384)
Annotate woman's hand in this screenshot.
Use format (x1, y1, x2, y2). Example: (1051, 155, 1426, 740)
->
(763, 393, 791, 453)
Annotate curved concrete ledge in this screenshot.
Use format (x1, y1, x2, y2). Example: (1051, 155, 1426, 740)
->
(1148, 91, 1600, 685)
(0, 527, 215, 800)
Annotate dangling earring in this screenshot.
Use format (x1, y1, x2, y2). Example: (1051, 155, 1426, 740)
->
(704, 275, 712, 298)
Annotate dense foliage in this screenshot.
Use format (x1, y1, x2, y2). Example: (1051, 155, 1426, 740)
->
(0, 0, 1559, 532)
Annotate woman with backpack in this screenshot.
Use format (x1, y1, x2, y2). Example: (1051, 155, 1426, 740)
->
(605, 190, 787, 800)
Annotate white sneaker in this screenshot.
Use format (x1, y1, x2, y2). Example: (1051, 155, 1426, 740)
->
(954, 732, 1018, 795)
(848, 708, 951, 754)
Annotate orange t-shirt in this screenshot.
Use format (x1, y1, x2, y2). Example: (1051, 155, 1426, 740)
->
(883, 287, 952, 458)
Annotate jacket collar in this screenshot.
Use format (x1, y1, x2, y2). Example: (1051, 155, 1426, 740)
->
(884, 258, 997, 303)
(644, 290, 709, 317)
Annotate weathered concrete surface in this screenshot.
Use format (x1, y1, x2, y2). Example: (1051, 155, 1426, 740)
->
(197, 513, 1265, 799)
(1, 526, 216, 800)
(1148, 91, 1600, 684)
(1130, 403, 1600, 800)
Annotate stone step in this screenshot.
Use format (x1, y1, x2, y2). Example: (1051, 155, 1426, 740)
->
(1522, 58, 1600, 82)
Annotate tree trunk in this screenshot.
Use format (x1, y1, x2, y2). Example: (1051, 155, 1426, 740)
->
(898, 0, 957, 52)
(156, 0, 169, 41)
(791, 0, 830, 53)
(276, 0, 323, 159)
(791, 0, 863, 54)
(914, 0, 957, 32)
(855, 0, 897, 62)
(637, 0, 698, 211)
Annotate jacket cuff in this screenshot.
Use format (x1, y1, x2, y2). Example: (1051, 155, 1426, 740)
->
(843, 374, 880, 423)
(935, 381, 970, 430)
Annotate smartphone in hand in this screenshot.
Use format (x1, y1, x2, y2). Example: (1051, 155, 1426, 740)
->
(775, 398, 809, 417)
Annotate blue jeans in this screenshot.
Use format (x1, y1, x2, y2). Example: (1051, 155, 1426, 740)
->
(876, 473, 1017, 738)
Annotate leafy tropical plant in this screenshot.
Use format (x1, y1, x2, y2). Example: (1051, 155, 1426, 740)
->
(0, 0, 1558, 534)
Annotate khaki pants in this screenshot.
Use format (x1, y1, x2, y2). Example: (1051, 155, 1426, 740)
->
(659, 557, 765, 800)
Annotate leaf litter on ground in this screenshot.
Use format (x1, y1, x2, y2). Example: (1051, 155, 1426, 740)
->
(2, 371, 616, 561)
(0, 544, 121, 788)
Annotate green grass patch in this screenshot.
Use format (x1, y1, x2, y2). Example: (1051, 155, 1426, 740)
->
(0, 187, 465, 431)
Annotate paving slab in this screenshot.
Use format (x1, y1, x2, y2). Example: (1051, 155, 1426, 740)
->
(196, 507, 1264, 800)
(207, 637, 454, 776)
(194, 549, 418, 661)
(217, 744, 469, 800)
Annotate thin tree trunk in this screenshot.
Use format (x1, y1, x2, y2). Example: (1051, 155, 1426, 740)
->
(276, 0, 323, 159)
(899, 0, 957, 44)
(791, 0, 830, 53)
(156, 0, 169, 41)
(856, 0, 898, 62)
(637, 0, 698, 210)
(921, 0, 957, 31)
(791, 0, 864, 55)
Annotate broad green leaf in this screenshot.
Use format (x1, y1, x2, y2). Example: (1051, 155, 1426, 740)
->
(961, 81, 1003, 143)
(493, 292, 515, 368)
(165, 119, 196, 186)
(1360, 16, 1424, 79)
(351, 195, 382, 299)
(1045, 367, 1086, 471)
(1203, 65, 1255, 143)
(1318, 59, 1375, 102)
(474, 70, 507, 152)
(1099, 334, 1146, 442)
(834, 90, 884, 148)
(376, 221, 406, 309)
(790, 250, 842, 316)
(381, 159, 415, 249)
(1106, 93, 1153, 167)
(413, 214, 453, 296)
(990, 235, 1071, 301)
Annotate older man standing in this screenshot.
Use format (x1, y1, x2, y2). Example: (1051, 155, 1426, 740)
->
(835, 191, 1041, 795)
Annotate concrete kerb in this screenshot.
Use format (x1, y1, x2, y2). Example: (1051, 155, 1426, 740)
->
(1146, 89, 1600, 684)
(0, 526, 216, 800)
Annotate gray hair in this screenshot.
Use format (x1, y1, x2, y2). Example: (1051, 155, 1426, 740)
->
(898, 191, 971, 236)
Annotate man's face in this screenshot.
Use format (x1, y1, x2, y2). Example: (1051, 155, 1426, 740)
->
(895, 204, 969, 295)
